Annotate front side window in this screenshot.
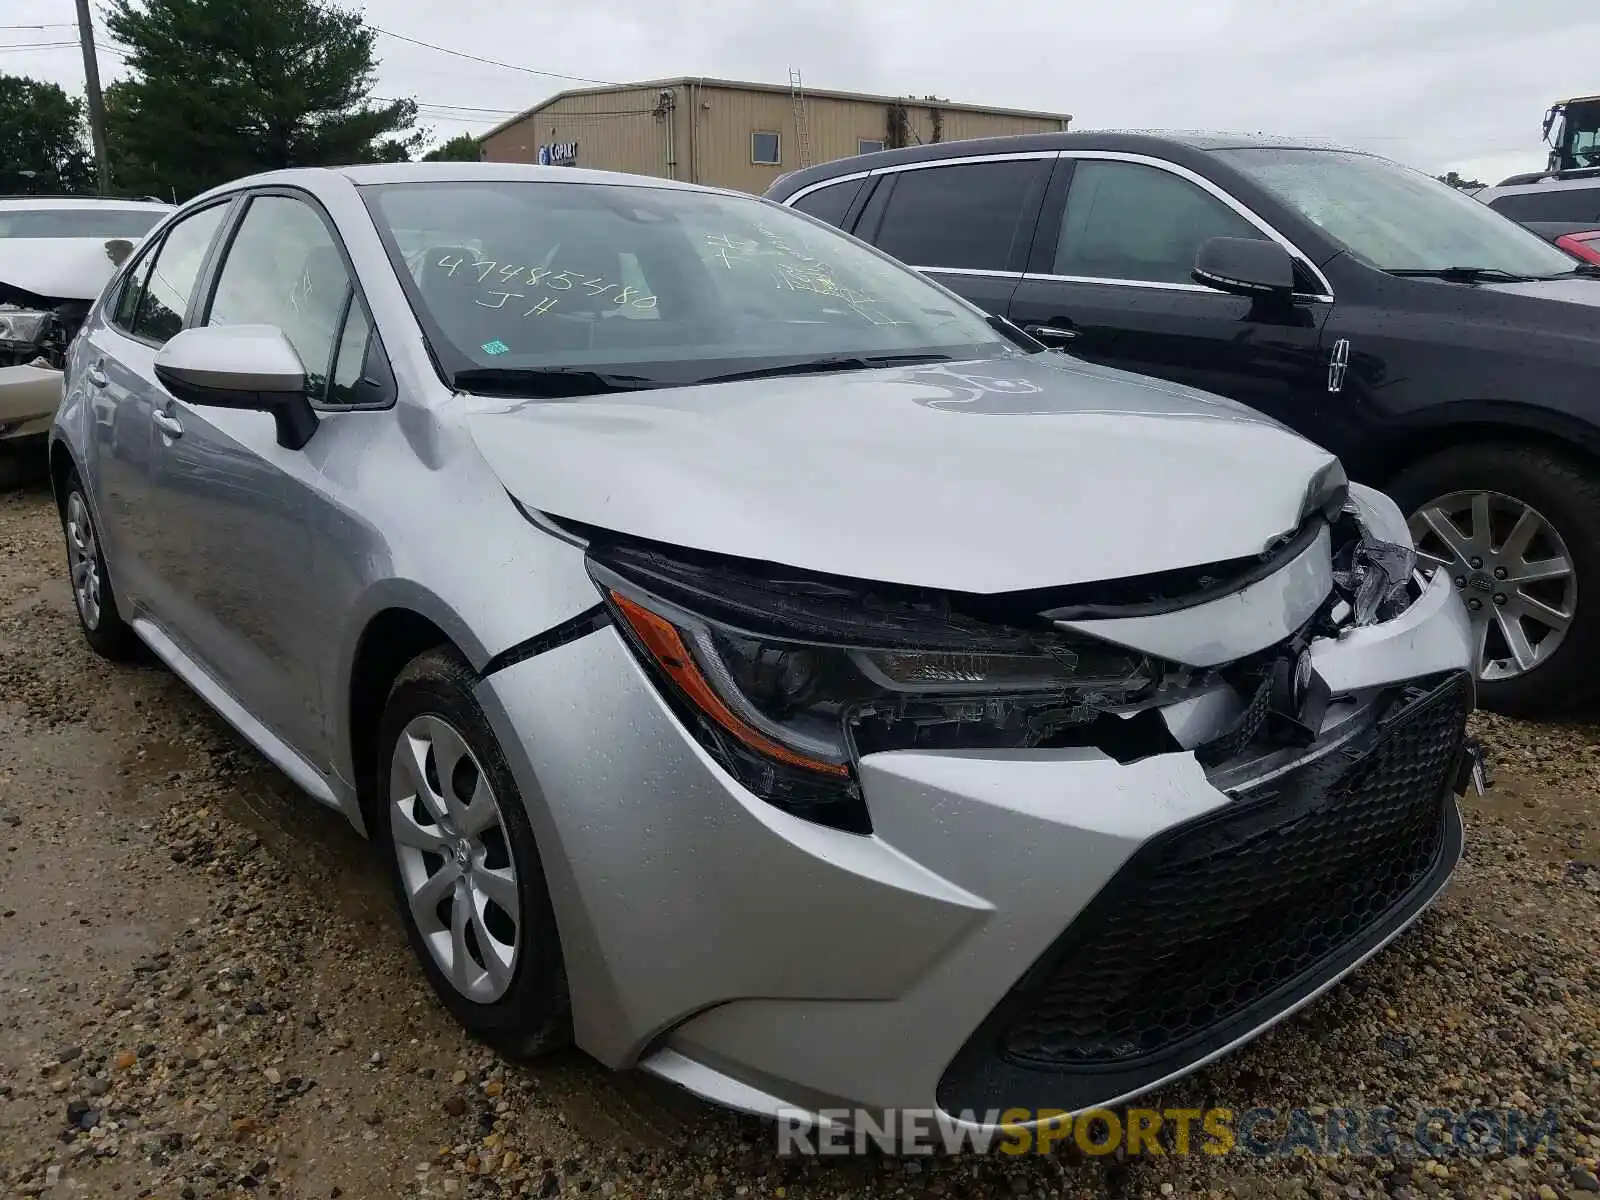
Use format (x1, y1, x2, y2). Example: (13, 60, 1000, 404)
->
(360, 179, 1010, 386)
(1053, 160, 1266, 285)
(0, 208, 166, 240)
(130, 202, 228, 344)
(873, 160, 1042, 272)
(752, 131, 781, 165)
(1216, 147, 1581, 276)
(206, 194, 356, 401)
(1486, 188, 1600, 224)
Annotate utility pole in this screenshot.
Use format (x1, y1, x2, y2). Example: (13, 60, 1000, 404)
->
(74, 0, 112, 194)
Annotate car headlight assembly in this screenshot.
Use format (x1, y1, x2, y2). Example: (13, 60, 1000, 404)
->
(1332, 481, 1418, 625)
(0, 309, 52, 346)
(588, 543, 1157, 833)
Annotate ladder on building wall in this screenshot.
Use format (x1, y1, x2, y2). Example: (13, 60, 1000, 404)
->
(788, 68, 813, 168)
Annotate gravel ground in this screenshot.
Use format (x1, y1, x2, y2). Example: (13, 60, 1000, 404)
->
(1, 478, 1597, 1200)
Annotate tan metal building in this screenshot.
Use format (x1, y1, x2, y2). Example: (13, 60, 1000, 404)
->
(480, 77, 1071, 194)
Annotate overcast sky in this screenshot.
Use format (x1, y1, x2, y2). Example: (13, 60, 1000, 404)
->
(5, 0, 1599, 185)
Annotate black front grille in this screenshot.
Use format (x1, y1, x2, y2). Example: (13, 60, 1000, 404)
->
(938, 671, 1471, 1112)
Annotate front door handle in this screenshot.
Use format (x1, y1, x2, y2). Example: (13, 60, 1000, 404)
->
(85, 362, 109, 388)
(1023, 324, 1079, 344)
(151, 409, 184, 440)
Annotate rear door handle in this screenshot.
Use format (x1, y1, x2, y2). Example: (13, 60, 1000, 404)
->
(151, 409, 184, 440)
(1023, 324, 1079, 344)
(85, 362, 108, 388)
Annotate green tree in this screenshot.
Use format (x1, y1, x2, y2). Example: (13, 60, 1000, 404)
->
(0, 73, 95, 193)
(104, 0, 421, 200)
(1436, 170, 1488, 190)
(423, 133, 482, 162)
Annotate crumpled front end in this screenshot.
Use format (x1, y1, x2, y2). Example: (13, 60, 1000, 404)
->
(475, 479, 1476, 1130)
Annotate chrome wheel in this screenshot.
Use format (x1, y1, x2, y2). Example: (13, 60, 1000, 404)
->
(1409, 489, 1577, 682)
(389, 714, 521, 1003)
(65, 491, 103, 631)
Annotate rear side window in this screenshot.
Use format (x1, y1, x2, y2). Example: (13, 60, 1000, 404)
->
(110, 246, 158, 333)
(130, 203, 228, 344)
(872, 161, 1043, 272)
(1486, 188, 1600, 223)
(1053, 160, 1264, 285)
(789, 179, 864, 229)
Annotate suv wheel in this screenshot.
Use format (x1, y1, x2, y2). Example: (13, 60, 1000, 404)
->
(375, 647, 571, 1057)
(1387, 443, 1600, 716)
(59, 471, 141, 659)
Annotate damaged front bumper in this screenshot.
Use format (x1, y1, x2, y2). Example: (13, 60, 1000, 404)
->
(474, 539, 1477, 1130)
(0, 363, 64, 443)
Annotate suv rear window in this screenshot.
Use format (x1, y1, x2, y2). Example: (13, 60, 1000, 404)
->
(0, 209, 165, 239)
(1485, 188, 1600, 224)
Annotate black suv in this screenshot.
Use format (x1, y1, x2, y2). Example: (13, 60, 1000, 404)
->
(766, 132, 1600, 716)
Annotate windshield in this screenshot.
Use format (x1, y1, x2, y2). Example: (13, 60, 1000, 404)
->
(0, 209, 165, 240)
(359, 180, 1011, 387)
(1214, 148, 1580, 277)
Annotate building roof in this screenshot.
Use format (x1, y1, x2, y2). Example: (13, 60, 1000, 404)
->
(481, 77, 1071, 140)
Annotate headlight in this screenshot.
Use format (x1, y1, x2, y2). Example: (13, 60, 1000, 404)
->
(588, 544, 1156, 833)
(1333, 482, 1418, 626)
(0, 310, 51, 345)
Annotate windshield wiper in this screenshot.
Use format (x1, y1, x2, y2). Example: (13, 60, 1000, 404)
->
(1386, 266, 1536, 283)
(697, 352, 955, 385)
(452, 367, 663, 397)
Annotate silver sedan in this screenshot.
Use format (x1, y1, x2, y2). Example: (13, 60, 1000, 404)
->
(49, 162, 1476, 1135)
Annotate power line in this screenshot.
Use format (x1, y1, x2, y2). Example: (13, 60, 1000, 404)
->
(370, 27, 615, 87)
(0, 40, 83, 51)
(0, 22, 77, 30)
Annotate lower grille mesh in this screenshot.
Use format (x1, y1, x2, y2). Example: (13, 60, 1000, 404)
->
(1000, 672, 1471, 1069)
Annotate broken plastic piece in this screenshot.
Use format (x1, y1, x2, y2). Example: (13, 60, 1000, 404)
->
(1332, 535, 1417, 626)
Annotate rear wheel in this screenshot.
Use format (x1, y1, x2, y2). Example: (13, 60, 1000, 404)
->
(375, 647, 571, 1057)
(1387, 443, 1600, 716)
(58, 470, 141, 660)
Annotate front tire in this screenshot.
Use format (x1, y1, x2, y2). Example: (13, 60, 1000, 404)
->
(1388, 442, 1600, 716)
(58, 469, 141, 660)
(375, 647, 571, 1058)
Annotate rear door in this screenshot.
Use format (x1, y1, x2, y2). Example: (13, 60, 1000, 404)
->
(1006, 155, 1332, 427)
(851, 154, 1054, 316)
(78, 199, 233, 619)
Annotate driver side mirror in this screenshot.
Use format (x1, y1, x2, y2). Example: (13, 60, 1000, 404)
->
(1192, 236, 1296, 300)
(153, 325, 319, 450)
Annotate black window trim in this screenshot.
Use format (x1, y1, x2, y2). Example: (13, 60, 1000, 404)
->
(195, 184, 395, 413)
(106, 195, 241, 349)
(780, 149, 1335, 302)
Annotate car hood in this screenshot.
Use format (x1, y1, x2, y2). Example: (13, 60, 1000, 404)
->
(463, 353, 1338, 593)
(1479, 275, 1600, 307)
(0, 237, 130, 305)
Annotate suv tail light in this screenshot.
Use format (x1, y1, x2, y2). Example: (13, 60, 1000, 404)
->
(1555, 230, 1600, 265)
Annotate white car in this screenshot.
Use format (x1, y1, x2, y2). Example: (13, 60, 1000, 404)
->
(1, 196, 173, 455)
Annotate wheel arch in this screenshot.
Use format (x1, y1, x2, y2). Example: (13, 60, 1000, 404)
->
(345, 606, 458, 839)
(1362, 406, 1600, 489)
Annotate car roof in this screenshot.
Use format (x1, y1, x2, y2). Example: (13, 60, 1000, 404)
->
(1476, 175, 1600, 202)
(188, 161, 742, 205)
(765, 129, 1376, 196)
(0, 196, 173, 212)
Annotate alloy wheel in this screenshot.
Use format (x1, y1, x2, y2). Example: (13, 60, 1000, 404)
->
(65, 492, 103, 631)
(389, 714, 521, 1003)
(1408, 489, 1577, 682)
